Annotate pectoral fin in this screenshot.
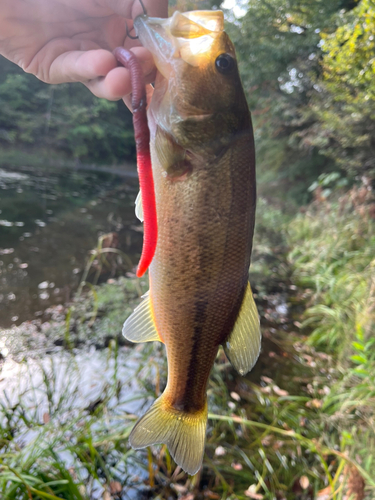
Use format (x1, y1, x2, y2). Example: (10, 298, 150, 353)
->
(223, 283, 261, 376)
(135, 191, 143, 222)
(122, 291, 162, 343)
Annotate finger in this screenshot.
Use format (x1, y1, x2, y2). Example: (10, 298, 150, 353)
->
(49, 47, 118, 84)
(24, 36, 119, 84)
(85, 47, 156, 100)
(85, 66, 132, 100)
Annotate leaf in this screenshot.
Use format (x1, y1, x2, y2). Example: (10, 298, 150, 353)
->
(351, 354, 367, 364)
(245, 485, 264, 499)
(352, 342, 364, 351)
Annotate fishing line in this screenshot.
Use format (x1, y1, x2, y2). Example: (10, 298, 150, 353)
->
(138, 0, 147, 15)
(125, 0, 148, 40)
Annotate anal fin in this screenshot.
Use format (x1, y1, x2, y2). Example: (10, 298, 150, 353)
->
(123, 291, 162, 343)
(223, 282, 261, 376)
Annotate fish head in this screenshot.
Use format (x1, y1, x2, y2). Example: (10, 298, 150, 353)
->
(134, 11, 250, 155)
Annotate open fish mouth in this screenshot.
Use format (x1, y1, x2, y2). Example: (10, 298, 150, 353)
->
(134, 11, 225, 78)
(133, 12, 221, 132)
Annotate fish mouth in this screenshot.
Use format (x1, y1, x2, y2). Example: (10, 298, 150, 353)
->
(134, 12, 221, 134)
(134, 15, 174, 79)
(134, 11, 224, 78)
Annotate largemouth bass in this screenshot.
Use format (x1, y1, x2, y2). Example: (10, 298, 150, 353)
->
(123, 10, 261, 475)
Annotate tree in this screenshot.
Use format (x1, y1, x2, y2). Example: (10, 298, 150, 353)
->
(310, 0, 375, 177)
(224, 0, 358, 202)
(0, 56, 136, 164)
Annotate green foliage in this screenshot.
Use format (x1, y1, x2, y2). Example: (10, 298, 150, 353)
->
(1, 195, 375, 498)
(0, 56, 135, 164)
(1, 326, 373, 499)
(307, 0, 375, 177)
(288, 183, 375, 355)
(322, 0, 375, 103)
(223, 0, 375, 197)
(308, 171, 348, 198)
(0, 346, 149, 499)
(226, 0, 348, 202)
(287, 183, 375, 488)
(285, 186, 375, 497)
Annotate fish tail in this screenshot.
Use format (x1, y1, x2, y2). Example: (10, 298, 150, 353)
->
(129, 393, 207, 475)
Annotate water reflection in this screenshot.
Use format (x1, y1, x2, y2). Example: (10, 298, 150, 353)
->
(0, 164, 142, 327)
(0, 346, 153, 499)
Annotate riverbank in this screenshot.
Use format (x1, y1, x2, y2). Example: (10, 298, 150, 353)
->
(0, 149, 138, 178)
(0, 190, 374, 499)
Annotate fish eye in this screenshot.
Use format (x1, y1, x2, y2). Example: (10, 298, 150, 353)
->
(215, 53, 235, 74)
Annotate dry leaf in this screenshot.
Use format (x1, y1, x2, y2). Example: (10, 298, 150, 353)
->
(230, 391, 241, 401)
(261, 434, 274, 446)
(215, 446, 226, 456)
(306, 398, 322, 408)
(260, 385, 272, 394)
(180, 494, 195, 500)
(300, 476, 309, 489)
(273, 386, 289, 397)
(231, 462, 243, 471)
(171, 484, 188, 494)
(344, 464, 365, 500)
(109, 481, 122, 495)
(261, 376, 273, 384)
(244, 485, 263, 499)
(317, 486, 333, 500)
(273, 440, 284, 450)
(43, 412, 50, 424)
(204, 491, 220, 499)
(103, 492, 112, 500)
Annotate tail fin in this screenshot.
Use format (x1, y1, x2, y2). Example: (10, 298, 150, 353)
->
(129, 394, 207, 475)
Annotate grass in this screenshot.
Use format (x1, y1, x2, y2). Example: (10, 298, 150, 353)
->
(288, 185, 375, 354)
(1, 332, 373, 499)
(1, 192, 375, 499)
(287, 182, 375, 498)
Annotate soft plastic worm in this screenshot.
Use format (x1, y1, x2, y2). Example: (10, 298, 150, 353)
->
(114, 47, 157, 277)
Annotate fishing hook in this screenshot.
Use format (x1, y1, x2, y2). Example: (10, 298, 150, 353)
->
(125, 21, 138, 40)
(125, 0, 148, 39)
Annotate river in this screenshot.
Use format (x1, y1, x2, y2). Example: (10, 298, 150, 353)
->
(0, 164, 141, 328)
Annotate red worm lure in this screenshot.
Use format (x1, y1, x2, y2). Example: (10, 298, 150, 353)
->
(114, 47, 157, 278)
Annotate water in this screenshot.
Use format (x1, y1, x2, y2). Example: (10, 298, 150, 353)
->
(0, 164, 142, 328)
(0, 346, 155, 499)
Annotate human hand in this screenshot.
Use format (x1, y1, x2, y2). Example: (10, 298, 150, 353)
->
(0, 0, 168, 100)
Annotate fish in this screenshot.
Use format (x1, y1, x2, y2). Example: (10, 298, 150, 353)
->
(123, 9, 261, 475)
